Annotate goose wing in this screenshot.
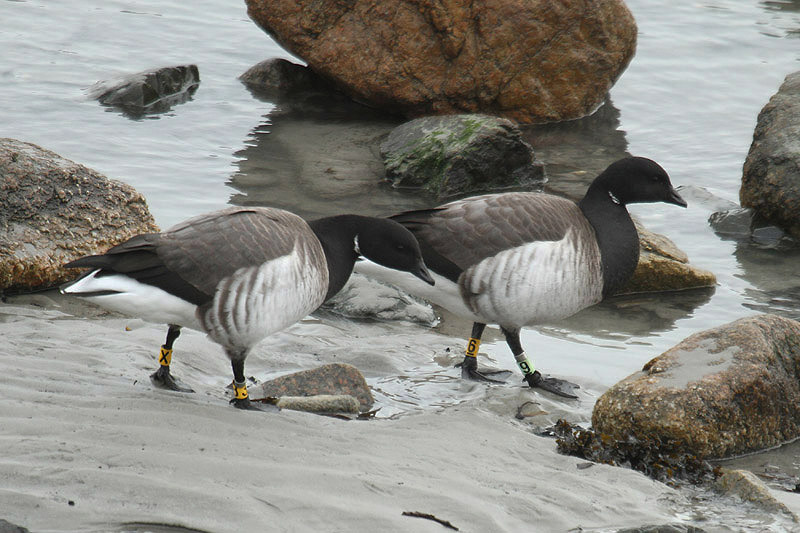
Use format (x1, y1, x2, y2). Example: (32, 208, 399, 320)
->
(391, 192, 583, 272)
(65, 207, 323, 306)
(157, 207, 318, 298)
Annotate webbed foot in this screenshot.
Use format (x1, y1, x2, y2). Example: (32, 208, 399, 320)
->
(230, 396, 279, 412)
(524, 370, 579, 399)
(458, 357, 512, 383)
(150, 365, 194, 393)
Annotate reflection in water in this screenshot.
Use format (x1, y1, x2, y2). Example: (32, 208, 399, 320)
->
(711, 206, 800, 320)
(555, 288, 715, 340)
(521, 96, 630, 200)
(760, 0, 800, 37)
(229, 84, 431, 220)
(762, 0, 800, 12)
(230, 89, 632, 220)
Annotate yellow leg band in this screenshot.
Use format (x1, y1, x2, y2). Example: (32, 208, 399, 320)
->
(465, 337, 481, 358)
(233, 381, 249, 400)
(158, 346, 172, 366)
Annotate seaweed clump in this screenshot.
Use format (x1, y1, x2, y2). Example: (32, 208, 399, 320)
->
(552, 419, 722, 487)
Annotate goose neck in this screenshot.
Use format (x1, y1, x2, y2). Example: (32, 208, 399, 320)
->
(578, 192, 639, 297)
(308, 215, 364, 301)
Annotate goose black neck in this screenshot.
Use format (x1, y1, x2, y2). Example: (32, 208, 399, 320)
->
(578, 185, 640, 297)
(307, 215, 365, 301)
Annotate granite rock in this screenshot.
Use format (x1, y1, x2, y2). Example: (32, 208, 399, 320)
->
(0, 138, 158, 294)
(246, 0, 637, 123)
(593, 314, 800, 459)
(741, 71, 800, 238)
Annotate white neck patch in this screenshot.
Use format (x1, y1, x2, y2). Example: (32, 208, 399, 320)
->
(608, 191, 621, 205)
(353, 234, 361, 255)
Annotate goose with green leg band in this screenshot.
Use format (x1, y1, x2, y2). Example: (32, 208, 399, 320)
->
(356, 157, 687, 398)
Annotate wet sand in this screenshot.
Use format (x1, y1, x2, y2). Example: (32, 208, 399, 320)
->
(0, 292, 686, 532)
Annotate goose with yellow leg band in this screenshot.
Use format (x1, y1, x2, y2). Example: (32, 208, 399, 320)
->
(61, 207, 433, 410)
(356, 157, 687, 398)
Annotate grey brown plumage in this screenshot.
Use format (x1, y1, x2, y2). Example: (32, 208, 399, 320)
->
(357, 157, 687, 398)
(62, 206, 433, 409)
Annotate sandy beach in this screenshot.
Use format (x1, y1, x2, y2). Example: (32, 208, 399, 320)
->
(0, 292, 690, 533)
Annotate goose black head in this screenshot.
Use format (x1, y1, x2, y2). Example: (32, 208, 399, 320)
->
(592, 157, 687, 208)
(356, 219, 435, 286)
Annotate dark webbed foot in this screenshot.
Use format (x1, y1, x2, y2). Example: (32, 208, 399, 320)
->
(229, 396, 279, 411)
(458, 356, 512, 383)
(150, 365, 195, 393)
(524, 370, 579, 399)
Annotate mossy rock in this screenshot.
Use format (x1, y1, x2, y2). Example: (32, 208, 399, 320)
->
(381, 114, 544, 199)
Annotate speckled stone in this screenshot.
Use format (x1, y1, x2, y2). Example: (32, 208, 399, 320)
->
(741, 71, 800, 238)
(246, 0, 637, 123)
(0, 138, 158, 294)
(618, 222, 716, 294)
(593, 314, 800, 459)
(254, 363, 374, 412)
(715, 469, 799, 521)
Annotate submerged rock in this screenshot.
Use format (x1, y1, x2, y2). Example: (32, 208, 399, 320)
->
(715, 469, 799, 522)
(592, 314, 800, 459)
(741, 71, 800, 238)
(0, 520, 30, 533)
(253, 363, 374, 412)
(619, 222, 716, 294)
(0, 138, 158, 294)
(246, 0, 637, 123)
(709, 207, 797, 249)
(381, 114, 544, 199)
(88, 64, 200, 117)
(324, 273, 436, 325)
(239, 58, 338, 97)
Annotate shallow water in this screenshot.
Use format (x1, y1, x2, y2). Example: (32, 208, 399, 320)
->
(2, 0, 800, 529)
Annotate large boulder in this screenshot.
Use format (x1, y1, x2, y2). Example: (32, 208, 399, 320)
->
(323, 273, 437, 325)
(741, 71, 800, 238)
(593, 314, 800, 459)
(0, 139, 158, 294)
(245, 0, 637, 123)
(88, 65, 200, 118)
(381, 114, 544, 198)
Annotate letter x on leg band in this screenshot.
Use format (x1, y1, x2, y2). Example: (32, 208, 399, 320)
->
(159, 346, 172, 367)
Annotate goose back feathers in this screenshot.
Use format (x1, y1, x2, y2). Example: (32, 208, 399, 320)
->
(391, 194, 604, 327)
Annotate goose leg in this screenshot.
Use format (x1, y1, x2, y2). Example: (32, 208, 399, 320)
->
(229, 355, 258, 410)
(150, 325, 195, 393)
(228, 354, 277, 411)
(500, 327, 579, 399)
(458, 322, 511, 383)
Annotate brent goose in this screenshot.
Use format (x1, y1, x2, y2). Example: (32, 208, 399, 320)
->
(61, 206, 434, 409)
(356, 157, 687, 398)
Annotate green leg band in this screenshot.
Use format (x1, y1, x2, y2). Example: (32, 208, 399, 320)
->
(514, 352, 536, 376)
(158, 346, 172, 367)
(465, 337, 481, 358)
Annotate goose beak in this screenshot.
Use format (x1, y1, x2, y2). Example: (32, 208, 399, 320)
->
(667, 187, 687, 208)
(413, 261, 435, 286)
